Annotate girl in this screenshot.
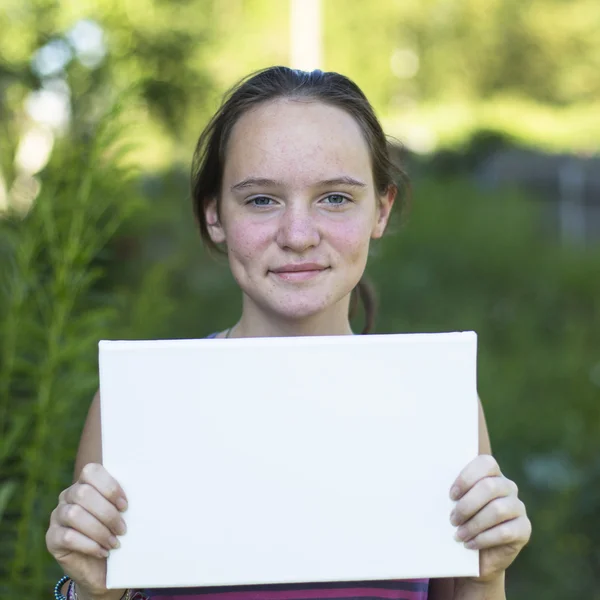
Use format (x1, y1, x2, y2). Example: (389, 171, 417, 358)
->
(46, 67, 531, 600)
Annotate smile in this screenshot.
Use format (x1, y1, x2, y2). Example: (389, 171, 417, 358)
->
(269, 264, 330, 282)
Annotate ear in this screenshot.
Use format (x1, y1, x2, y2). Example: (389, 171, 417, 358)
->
(205, 197, 226, 244)
(371, 185, 396, 239)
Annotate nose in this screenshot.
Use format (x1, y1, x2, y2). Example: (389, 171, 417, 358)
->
(276, 204, 320, 252)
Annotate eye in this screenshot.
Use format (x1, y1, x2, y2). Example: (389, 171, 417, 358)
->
(247, 196, 276, 207)
(321, 194, 350, 206)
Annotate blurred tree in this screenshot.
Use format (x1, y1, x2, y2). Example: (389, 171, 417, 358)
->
(368, 177, 600, 598)
(325, 0, 600, 110)
(0, 107, 145, 595)
(0, 1, 216, 593)
(0, 0, 215, 179)
(1, 1, 600, 598)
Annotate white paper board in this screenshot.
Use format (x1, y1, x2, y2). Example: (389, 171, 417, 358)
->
(99, 332, 479, 589)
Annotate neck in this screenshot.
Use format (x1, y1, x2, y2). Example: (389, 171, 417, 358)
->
(231, 294, 355, 338)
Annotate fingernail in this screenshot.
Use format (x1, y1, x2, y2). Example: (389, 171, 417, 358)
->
(117, 497, 128, 512)
(454, 527, 466, 541)
(99, 548, 109, 558)
(450, 510, 458, 526)
(465, 540, 477, 549)
(116, 520, 127, 536)
(109, 536, 120, 549)
(450, 485, 460, 500)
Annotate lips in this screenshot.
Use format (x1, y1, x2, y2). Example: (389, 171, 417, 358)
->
(271, 263, 327, 273)
(270, 263, 329, 282)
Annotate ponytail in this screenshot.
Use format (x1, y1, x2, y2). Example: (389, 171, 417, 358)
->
(349, 277, 377, 334)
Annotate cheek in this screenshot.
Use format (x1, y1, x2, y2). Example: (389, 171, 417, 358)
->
(328, 217, 373, 262)
(226, 219, 272, 266)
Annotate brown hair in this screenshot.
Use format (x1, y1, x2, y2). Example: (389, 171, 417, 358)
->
(191, 66, 408, 333)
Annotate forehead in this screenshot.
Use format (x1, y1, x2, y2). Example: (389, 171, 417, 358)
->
(223, 99, 373, 186)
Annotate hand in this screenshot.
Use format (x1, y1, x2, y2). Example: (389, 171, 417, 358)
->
(449, 454, 531, 583)
(46, 463, 128, 600)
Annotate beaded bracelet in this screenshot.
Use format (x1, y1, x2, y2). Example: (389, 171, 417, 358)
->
(54, 576, 142, 600)
(54, 575, 70, 600)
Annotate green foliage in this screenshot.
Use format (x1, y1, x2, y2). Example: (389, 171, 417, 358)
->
(0, 109, 143, 596)
(0, 0, 216, 172)
(325, 0, 600, 152)
(326, 0, 600, 107)
(368, 178, 600, 598)
(1, 1, 600, 598)
(4, 146, 599, 597)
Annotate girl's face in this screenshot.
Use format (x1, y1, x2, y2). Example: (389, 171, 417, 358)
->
(206, 98, 395, 323)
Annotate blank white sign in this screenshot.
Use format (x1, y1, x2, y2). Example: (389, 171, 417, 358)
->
(99, 332, 479, 589)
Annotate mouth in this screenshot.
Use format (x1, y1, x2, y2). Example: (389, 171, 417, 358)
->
(269, 263, 330, 282)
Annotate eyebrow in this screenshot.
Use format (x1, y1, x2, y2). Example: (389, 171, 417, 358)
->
(230, 176, 367, 192)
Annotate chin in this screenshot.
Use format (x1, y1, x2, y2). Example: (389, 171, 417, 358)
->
(240, 274, 356, 322)
(278, 307, 330, 322)
(262, 290, 348, 322)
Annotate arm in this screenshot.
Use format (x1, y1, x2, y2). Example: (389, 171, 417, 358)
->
(428, 399, 505, 600)
(74, 391, 103, 479)
(46, 391, 128, 600)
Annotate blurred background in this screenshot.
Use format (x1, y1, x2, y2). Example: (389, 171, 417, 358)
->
(1, 0, 599, 597)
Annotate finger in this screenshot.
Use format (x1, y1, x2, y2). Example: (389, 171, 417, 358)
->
(454, 496, 524, 542)
(64, 483, 127, 537)
(78, 463, 128, 511)
(463, 516, 532, 550)
(450, 475, 517, 526)
(46, 524, 110, 560)
(57, 502, 121, 550)
(450, 454, 502, 500)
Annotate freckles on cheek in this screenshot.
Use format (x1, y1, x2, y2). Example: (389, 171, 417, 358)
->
(330, 220, 372, 256)
(227, 223, 268, 264)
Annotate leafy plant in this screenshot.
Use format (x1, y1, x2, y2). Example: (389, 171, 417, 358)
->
(369, 177, 600, 598)
(0, 106, 142, 595)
